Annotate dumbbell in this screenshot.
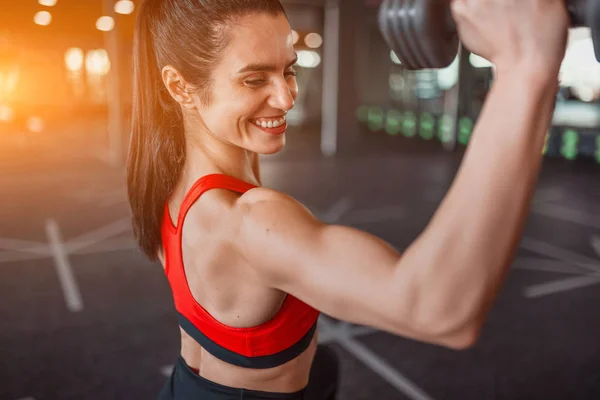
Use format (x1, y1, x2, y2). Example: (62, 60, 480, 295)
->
(378, 0, 600, 70)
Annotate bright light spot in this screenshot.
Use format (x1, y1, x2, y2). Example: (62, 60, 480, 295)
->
(86, 49, 111, 76)
(296, 50, 321, 68)
(291, 30, 300, 45)
(34, 11, 52, 26)
(572, 87, 596, 102)
(0, 67, 20, 99)
(65, 48, 84, 72)
(469, 53, 493, 68)
(96, 16, 115, 32)
(304, 33, 323, 49)
(114, 0, 135, 15)
(569, 27, 591, 42)
(437, 54, 459, 90)
(390, 50, 402, 65)
(0, 105, 14, 122)
(38, 0, 57, 6)
(27, 117, 45, 133)
(560, 33, 600, 101)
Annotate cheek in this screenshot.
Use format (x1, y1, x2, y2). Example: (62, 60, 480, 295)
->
(204, 95, 261, 132)
(233, 92, 267, 122)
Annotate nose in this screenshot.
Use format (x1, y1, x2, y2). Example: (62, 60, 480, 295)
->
(268, 79, 296, 111)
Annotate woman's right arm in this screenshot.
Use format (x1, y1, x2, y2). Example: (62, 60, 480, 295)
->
(232, 0, 569, 350)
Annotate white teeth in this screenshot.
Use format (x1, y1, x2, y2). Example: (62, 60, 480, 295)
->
(252, 116, 286, 129)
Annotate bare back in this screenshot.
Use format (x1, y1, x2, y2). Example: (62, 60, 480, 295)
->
(160, 184, 318, 393)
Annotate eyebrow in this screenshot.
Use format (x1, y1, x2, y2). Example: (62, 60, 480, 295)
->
(236, 54, 298, 74)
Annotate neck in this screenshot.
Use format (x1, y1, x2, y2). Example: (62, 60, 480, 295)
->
(181, 125, 261, 189)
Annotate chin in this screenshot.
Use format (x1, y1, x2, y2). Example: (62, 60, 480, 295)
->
(246, 123, 287, 154)
(259, 137, 286, 155)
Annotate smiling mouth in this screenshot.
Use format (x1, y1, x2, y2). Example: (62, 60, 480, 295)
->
(249, 115, 286, 129)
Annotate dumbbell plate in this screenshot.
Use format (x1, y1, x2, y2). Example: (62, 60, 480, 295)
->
(413, 0, 459, 68)
(378, 0, 460, 70)
(379, 0, 419, 69)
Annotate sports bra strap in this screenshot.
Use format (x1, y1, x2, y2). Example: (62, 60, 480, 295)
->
(175, 174, 258, 233)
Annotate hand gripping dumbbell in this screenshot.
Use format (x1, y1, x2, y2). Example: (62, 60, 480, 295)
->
(378, 0, 600, 70)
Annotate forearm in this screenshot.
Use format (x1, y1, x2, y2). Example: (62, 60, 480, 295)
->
(399, 69, 559, 338)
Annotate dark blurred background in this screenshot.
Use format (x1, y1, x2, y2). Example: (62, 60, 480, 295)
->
(1, 1, 599, 400)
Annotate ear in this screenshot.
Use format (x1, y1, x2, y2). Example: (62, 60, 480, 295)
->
(161, 65, 197, 109)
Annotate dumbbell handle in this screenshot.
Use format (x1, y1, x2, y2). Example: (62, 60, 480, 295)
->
(443, 0, 590, 31)
(448, 0, 598, 59)
(445, 0, 589, 30)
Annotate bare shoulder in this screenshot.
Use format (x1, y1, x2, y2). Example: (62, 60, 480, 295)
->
(228, 187, 324, 282)
(180, 186, 307, 244)
(235, 187, 320, 227)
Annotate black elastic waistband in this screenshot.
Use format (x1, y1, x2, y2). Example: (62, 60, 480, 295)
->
(160, 356, 306, 400)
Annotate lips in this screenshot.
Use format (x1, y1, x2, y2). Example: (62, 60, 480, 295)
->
(251, 120, 288, 135)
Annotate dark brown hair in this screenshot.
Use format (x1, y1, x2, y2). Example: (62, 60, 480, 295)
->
(127, 0, 287, 261)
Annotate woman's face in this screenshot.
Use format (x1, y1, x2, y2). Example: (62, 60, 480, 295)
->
(195, 13, 298, 155)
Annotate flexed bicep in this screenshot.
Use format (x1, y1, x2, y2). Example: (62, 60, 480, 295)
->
(231, 188, 457, 348)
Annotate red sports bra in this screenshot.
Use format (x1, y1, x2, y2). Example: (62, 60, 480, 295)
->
(161, 174, 320, 369)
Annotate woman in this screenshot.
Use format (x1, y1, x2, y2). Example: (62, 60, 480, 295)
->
(127, 0, 569, 398)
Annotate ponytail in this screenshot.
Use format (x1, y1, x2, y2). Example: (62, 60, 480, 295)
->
(127, 1, 186, 262)
(127, 0, 288, 262)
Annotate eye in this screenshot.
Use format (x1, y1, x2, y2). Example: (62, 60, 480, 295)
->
(245, 79, 267, 87)
(285, 68, 298, 78)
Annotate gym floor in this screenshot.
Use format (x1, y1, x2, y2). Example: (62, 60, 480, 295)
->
(1, 124, 599, 400)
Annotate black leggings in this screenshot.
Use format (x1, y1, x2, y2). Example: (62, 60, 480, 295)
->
(304, 345, 339, 400)
(158, 345, 339, 400)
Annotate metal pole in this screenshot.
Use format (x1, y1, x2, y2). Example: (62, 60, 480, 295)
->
(320, 0, 340, 156)
(103, 0, 123, 167)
